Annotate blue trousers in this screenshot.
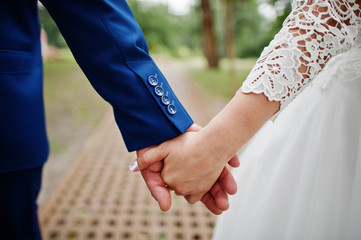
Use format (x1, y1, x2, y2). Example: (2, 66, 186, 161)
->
(0, 166, 43, 240)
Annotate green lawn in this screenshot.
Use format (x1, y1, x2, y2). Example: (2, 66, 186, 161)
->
(187, 57, 257, 101)
(43, 50, 108, 155)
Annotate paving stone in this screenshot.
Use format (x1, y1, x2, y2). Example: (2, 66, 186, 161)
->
(39, 61, 218, 240)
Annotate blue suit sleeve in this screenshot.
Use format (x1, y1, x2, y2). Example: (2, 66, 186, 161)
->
(40, 0, 193, 151)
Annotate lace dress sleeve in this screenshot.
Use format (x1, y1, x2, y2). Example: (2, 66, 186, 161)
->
(241, 0, 361, 118)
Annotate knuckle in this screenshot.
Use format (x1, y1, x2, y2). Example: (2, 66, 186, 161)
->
(137, 154, 148, 170)
(188, 198, 197, 204)
(185, 196, 193, 204)
(174, 186, 184, 195)
(161, 172, 173, 186)
(174, 185, 187, 196)
(198, 186, 209, 195)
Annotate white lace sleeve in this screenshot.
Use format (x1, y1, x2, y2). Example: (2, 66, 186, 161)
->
(241, 0, 361, 117)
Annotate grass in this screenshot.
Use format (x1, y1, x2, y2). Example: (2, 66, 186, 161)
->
(43, 49, 108, 155)
(43, 51, 256, 155)
(187, 57, 257, 102)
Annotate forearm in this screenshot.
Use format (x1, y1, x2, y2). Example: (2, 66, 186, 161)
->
(200, 92, 280, 166)
(202, 0, 361, 165)
(41, 0, 193, 151)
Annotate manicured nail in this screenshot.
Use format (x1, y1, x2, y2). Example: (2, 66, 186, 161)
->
(129, 160, 139, 172)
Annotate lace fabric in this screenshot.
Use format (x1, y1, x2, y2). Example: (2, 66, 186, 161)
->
(315, 45, 361, 89)
(241, 0, 361, 116)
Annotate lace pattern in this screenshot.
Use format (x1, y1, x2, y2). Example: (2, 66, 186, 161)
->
(316, 45, 361, 88)
(241, 0, 361, 116)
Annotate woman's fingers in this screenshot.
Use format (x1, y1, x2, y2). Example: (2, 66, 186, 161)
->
(200, 192, 223, 215)
(141, 162, 172, 211)
(218, 167, 238, 195)
(210, 181, 229, 211)
(228, 155, 240, 168)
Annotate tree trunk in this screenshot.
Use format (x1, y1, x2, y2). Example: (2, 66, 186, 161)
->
(201, 0, 219, 68)
(225, 0, 238, 95)
(225, 0, 235, 61)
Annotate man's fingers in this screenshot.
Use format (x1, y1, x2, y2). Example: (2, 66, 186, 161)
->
(141, 166, 171, 211)
(201, 192, 223, 215)
(228, 155, 240, 168)
(136, 145, 167, 171)
(210, 181, 229, 211)
(144, 161, 163, 172)
(218, 167, 238, 195)
(137, 146, 154, 158)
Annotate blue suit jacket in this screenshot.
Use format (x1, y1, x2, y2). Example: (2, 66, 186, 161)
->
(0, 0, 193, 172)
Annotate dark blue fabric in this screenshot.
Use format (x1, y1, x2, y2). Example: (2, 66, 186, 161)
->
(0, 166, 43, 240)
(0, 0, 193, 172)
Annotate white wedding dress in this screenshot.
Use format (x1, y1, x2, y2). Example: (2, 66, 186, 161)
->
(213, 1, 361, 239)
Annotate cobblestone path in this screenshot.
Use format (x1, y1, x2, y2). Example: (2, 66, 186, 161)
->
(39, 60, 218, 240)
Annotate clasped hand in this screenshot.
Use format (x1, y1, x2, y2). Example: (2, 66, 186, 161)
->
(134, 124, 239, 215)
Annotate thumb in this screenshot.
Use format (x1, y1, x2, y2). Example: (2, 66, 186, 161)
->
(133, 145, 167, 171)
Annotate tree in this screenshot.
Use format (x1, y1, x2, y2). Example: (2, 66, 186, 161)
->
(201, 0, 219, 68)
(38, 6, 66, 48)
(224, 0, 239, 94)
(128, 1, 202, 56)
(225, 0, 236, 61)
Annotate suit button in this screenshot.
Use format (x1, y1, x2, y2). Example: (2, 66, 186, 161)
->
(161, 95, 171, 105)
(155, 86, 164, 96)
(148, 75, 158, 86)
(167, 104, 177, 115)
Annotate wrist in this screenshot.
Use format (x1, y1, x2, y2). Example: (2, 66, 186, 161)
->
(199, 123, 241, 167)
(199, 92, 279, 166)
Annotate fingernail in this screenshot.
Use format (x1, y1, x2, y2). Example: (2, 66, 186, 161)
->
(129, 160, 139, 172)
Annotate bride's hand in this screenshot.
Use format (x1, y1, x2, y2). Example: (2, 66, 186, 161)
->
(137, 129, 237, 209)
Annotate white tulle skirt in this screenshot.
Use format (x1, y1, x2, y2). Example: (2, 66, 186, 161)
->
(212, 51, 361, 240)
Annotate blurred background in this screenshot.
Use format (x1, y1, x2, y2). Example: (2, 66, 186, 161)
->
(38, 0, 291, 176)
(38, 0, 291, 238)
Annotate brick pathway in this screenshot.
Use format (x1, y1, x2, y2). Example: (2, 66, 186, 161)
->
(39, 60, 217, 240)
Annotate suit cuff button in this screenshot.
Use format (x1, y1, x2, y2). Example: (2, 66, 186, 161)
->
(161, 95, 171, 105)
(167, 103, 177, 115)
(155, 85, 164, 96)
(148, 75, 158, 86)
